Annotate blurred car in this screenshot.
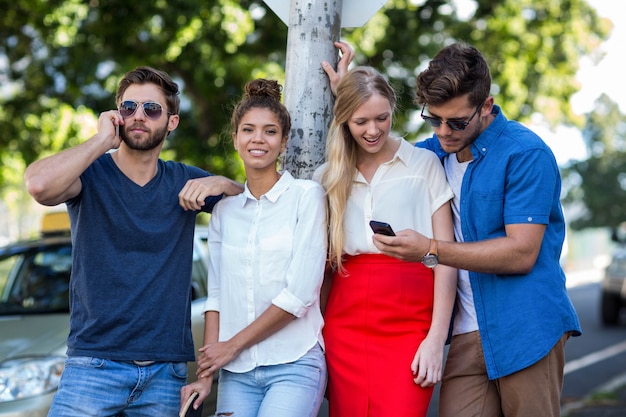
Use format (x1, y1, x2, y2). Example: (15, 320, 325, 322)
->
(601, 246, 626, 325)
(0, 212, 216, 416)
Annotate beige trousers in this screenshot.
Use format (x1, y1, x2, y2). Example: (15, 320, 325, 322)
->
(439, 330, 569, 417)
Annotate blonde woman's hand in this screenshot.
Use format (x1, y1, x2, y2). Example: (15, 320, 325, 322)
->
(411, 335, 444, 388)
(321, 41, 355, 96)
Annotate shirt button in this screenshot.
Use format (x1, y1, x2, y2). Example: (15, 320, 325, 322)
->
(527, 217, 533, 222)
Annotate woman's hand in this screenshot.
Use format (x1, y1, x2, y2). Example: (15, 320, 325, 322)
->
(411, 334, 445, 388)
(196, 340, 240, 378)
(180, 377, 213, 416)
(321, 41, 355, 96)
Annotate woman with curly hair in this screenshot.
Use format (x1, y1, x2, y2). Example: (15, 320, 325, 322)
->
(181, 79, 328, 417)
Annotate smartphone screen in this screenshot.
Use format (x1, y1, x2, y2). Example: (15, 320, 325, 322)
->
(369, 220, 395, 236)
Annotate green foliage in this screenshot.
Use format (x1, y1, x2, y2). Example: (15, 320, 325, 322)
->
(0, 0, 614, 235)
(0, 0, 286, 186)
(341, 0, 611, 137)
(562, 94, 626, 230)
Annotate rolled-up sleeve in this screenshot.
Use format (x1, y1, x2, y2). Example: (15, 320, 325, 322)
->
(272, 183, 327, 317)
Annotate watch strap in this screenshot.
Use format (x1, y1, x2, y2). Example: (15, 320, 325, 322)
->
(428, 238, 438, 256)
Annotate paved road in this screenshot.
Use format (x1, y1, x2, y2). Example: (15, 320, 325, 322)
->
(564, 372, 626, 416)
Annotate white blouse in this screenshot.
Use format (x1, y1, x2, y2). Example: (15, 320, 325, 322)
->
(314, 138, 453, 255)
(203, 171, 327, 373)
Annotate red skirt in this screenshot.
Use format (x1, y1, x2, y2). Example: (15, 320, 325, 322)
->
(324, 254, 435, 417)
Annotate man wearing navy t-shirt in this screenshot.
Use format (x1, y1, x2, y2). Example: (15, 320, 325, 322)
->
(25, 66, 242, 416)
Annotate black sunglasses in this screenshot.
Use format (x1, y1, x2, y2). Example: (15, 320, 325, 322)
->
(118, 100, 171, 120)
(420, 101, 484, 131)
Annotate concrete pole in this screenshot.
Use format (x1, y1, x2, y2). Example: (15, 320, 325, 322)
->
(280, 0, 342, 179)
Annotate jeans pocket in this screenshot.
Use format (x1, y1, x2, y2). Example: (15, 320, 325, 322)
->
(169, 361, 188, 380)
(64, 356, 105, 369)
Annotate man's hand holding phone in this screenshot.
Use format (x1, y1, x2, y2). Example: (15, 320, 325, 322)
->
(369, 220, 396, 236)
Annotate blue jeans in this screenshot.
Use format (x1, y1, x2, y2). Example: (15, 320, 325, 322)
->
(47, 357, 187, 417)
(216, 343, 327, 417)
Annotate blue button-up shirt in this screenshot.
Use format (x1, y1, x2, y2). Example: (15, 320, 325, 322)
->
(416, 105, 582, 379)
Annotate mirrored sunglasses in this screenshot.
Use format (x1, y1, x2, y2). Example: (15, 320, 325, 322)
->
(118, 100, 170, 120)
(420, 101, 484, 131)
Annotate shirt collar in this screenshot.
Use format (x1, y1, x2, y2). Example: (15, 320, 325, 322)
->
(470, 104, 507, 158)
(241, 170, 294, 206)
(394, 137, 414, 167)
(354, 137, 408, 183)
(427, 104, 507, 160)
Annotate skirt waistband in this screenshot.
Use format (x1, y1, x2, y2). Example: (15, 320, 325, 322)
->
(342, 253, 411, 265)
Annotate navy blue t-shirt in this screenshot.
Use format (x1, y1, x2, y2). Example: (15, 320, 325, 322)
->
(65, 153, 220, 362)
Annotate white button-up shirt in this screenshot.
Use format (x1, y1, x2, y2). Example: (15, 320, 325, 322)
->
(315, 138, 453, 255)
(203, 171, 327, 373)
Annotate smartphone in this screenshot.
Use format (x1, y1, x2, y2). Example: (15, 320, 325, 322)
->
(180, 391, 203, 417)
(369, 220, 395, 236)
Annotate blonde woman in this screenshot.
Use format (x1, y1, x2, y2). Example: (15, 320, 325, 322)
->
(314, 66, 457, 417)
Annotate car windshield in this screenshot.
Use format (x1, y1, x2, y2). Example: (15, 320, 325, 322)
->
(0, 244, 72, 315)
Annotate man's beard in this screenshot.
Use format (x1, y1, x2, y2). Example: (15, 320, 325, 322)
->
(121, 123, 168, 151)
(439, 118, 483, 156)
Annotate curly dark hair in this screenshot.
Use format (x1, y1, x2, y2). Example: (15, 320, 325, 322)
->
(231, 79, 291, 137)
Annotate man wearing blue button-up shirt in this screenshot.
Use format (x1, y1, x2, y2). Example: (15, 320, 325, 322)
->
(373, 43, 582, 417)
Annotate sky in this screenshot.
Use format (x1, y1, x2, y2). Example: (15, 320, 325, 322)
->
(538, 0, 625, 166)
(571, 0, 626, 115)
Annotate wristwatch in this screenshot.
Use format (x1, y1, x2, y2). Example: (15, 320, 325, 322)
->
(421, 239, 439, 269)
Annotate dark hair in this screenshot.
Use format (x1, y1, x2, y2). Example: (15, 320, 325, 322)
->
(116, 66, 180, 115)
(415, 43, 491, 108)
(231, 79, 291, 137)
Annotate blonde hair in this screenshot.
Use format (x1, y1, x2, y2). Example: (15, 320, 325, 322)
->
(320, 66, 396, 272)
